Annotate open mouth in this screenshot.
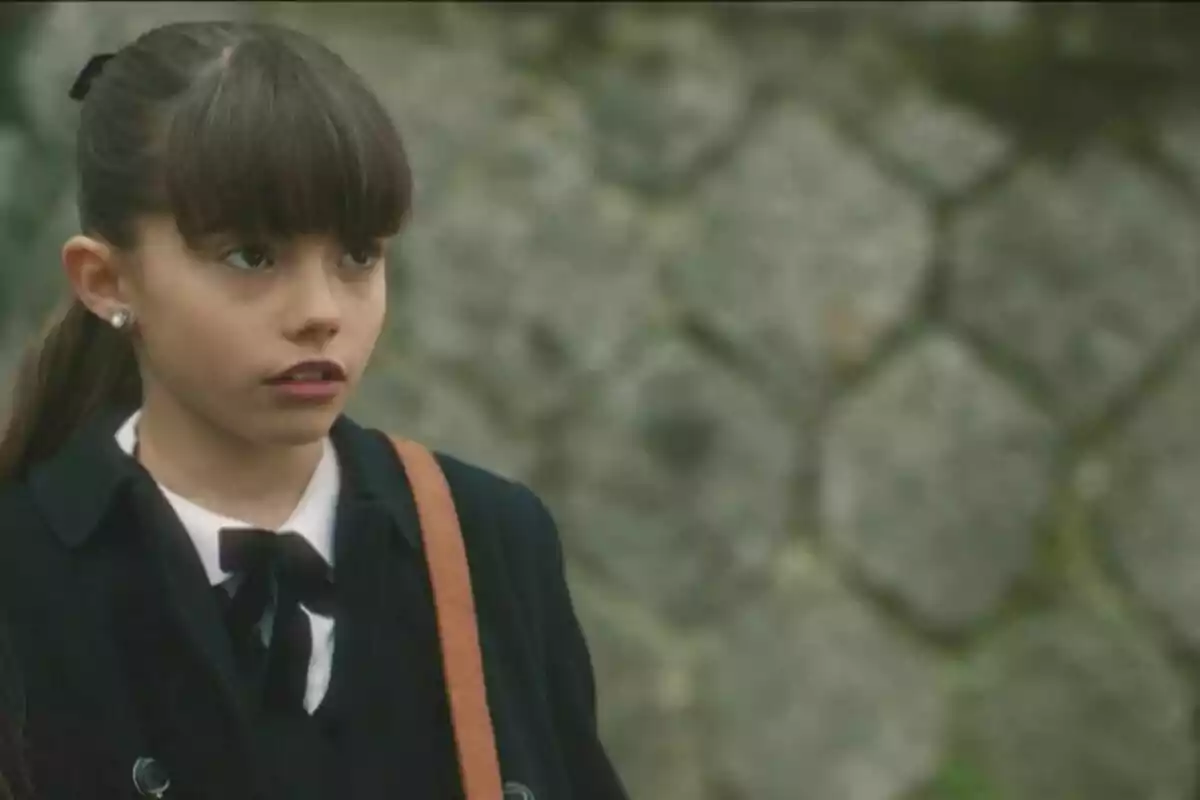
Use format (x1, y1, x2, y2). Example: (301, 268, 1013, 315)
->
(267, 360, 347, 384)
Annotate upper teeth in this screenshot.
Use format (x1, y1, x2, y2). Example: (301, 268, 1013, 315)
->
(290, 370, 323, 381)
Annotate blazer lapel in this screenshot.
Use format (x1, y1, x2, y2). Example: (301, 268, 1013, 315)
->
(325, 417, 427, 730)
(126, 475, 256, 727)
(30, 535, 151, 795)
(103, 473, 268, 799)
(321, 423, 466, 798)
(322, 493, 382, 709)
(28, 410, 264, 796)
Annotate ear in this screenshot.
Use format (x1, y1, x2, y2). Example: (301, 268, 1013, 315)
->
(62, 234, 134, 323)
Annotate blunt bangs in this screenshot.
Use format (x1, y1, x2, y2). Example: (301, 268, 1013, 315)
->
(152, 34, 411, 247)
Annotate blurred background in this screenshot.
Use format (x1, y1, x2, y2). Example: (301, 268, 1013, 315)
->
(6, 2, 1200, 799)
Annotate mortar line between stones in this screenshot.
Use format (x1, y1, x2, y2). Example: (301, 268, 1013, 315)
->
(921, 147, 1025, 313)
(1125, 123, 1200, 212)
(819, 108, 941, 201)
(1021, 439, 1132, 613)
(644, 77, 786, 201)
(821, 536, 988, 655)
(938, 316, 1061, 424)
(1077, 302, 1200, 449)
(824, 312, 932, 408)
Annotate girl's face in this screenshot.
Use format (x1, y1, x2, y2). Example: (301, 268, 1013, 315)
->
(126, 215, 389, 449)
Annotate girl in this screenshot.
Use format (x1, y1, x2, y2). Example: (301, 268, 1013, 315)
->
(0, 19, 628, 800)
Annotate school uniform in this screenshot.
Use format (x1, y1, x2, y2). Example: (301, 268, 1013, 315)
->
(0, 615, 30, 800)
(0, 407, 629, 800)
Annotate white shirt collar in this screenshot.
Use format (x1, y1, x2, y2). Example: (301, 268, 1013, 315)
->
(114, 410, 340, 585)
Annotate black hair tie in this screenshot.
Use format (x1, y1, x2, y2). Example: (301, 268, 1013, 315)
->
(69, 52, 116, 101)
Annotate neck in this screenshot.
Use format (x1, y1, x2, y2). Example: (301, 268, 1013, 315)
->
(134, 393, 323, 529)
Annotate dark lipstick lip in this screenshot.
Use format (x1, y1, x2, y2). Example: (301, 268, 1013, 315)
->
(267, 359, 347, 383)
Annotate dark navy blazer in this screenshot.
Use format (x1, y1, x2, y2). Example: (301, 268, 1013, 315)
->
(0, 410, 628, 800)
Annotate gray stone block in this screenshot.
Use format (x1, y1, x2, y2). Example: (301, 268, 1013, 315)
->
(396, 105, 661, 421)
(349, 350, 537, 485)
(558, 338, 797, 626)
(579, 10, 750, 189)
(571, 575, 705, 800)
(707, 567, 946, 800)
(1095, 344, 1200, 654)
(668, 104, 932, 398)
(863, 88, 1010, 196)
(1159, 110, 1200, 194)
(948, 148, 1200, 422)
(959, 606, 1194, 800)
(823, 334, 1056, 632)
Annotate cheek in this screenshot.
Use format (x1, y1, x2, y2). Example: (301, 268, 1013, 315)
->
(344, 276, 387, 357)
(139, 276, 253, 379)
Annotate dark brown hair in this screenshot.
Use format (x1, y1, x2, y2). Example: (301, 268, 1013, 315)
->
(0, 20, 411, 480)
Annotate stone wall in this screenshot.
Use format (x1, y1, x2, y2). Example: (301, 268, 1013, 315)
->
(5, 3, 1200, 799)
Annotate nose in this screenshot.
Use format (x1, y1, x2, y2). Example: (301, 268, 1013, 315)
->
(283, 260, 342, 346)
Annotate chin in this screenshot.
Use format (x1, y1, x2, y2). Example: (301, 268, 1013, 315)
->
(254, 408, 341, 447)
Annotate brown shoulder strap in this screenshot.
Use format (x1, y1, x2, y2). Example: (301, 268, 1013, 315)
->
(388, 437, 503, 800)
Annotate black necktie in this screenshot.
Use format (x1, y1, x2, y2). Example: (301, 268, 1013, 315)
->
(217, 528, 334, 713)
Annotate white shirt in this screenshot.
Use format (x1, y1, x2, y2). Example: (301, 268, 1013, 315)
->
(115, 410, 340, 713)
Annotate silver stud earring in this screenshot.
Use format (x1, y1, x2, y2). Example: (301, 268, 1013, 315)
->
(109, 309, 132, 330)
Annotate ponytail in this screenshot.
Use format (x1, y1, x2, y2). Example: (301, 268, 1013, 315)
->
(0, 300, 141, 482)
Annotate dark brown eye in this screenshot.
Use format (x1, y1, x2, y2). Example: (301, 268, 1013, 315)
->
(222, 245, 275, 271)
(339, 243, 382, 273)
